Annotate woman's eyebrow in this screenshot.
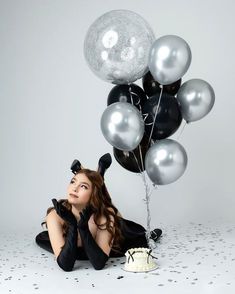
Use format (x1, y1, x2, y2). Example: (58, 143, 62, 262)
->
(80, 181, 90, 187)
(72, 178, 90, 187)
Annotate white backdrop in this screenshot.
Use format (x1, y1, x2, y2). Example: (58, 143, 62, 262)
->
(0, 0, 234, 231)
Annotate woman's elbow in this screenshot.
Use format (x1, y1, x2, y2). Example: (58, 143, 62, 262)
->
(57, 259, 74, 272)
(93, 257, 108, 270)
(93, 263, 105, 270)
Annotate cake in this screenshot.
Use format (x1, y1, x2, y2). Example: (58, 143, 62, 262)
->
(124, 247, 157, 272)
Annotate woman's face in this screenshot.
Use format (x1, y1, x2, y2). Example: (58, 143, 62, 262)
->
(67, 173, 93, 207)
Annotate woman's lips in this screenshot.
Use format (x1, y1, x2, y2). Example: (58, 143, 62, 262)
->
(69, 193, 79, 198)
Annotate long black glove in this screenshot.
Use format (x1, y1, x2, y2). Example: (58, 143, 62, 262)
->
(52, 199, 78, 272)
(78, 206, 109, 270)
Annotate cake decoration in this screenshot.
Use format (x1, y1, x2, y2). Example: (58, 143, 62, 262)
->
(123, 247, 158, 272)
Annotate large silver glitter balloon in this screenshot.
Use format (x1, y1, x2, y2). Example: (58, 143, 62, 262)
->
(148, 35, 192, 85)
(177, 79, 215, 123)
(145, 139, 188, 185)
(84, 10, 155, 84)
(100, 102, 145, 151)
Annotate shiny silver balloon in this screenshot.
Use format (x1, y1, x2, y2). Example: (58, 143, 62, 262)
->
(148, 35, 192, 85)
(145, 139, 188, 185)
(177, 79, 215, 123)
(84, 9, 155, 84)
(100, 102, 145, 151)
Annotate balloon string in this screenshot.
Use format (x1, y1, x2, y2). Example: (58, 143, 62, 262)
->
(131, 148, 157, 249)
(129, 84, 157, 249)
(177, 120, 187, 140)
(141, 171, 156, 249)
(129, 83, 144, 172)
(131, 143, 144, 175)
(147, 86, 164, 147)
(131, 150, 143, 173)
(128, 84, 143, 114)
(128, 85, 134, 106)
(138, 144, 144, 172)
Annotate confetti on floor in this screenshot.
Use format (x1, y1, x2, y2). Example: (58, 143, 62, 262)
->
(0, 220, 235, 294)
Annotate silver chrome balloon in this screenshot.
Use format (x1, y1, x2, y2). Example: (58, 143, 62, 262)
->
(176, 79, 215, 123)
(148, 35, 192, 85)
(84, 9, 155, 84)
(100, 102, 145, 151)
(145, 139, 188, 185)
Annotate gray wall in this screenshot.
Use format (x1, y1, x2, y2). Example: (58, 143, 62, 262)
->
(1, 0, 234, 231)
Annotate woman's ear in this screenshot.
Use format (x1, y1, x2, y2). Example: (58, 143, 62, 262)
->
(70, 159, 82, 174)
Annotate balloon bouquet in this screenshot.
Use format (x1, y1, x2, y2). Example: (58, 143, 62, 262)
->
(84, 9, 215, 247)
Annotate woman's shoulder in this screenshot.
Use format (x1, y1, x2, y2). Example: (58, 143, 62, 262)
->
(46, 208, 64, 225)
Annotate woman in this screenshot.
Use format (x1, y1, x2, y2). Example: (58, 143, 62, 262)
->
(35, 153, 162, 271)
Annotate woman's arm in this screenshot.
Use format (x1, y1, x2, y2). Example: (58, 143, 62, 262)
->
(47, 201, 78, 272)
(46, 210, 65, 257)
(95, 215, 114, 256)
(78, 207, 112, 270)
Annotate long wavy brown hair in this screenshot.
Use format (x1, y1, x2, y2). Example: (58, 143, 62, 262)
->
(42, 169, 124, 252)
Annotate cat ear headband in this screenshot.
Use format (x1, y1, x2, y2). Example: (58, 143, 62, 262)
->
(70, 153, 112, 178)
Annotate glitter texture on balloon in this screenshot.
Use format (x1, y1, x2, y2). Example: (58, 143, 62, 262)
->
(84, 9, 155, 84)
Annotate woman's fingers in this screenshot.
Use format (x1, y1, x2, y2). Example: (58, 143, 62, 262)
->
(52, 198, 58, 209)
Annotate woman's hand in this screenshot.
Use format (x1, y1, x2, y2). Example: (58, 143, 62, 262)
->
(77, 206, 93, 230)
(77, 206, 109, 270)
(52, 199, 77, 227)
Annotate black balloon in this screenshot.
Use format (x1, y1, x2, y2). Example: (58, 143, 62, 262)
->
(113, 135, 151, 173)
(142, 93, 182, 140)
(142, 71, 182, 97)
(107, 83, 148, 112)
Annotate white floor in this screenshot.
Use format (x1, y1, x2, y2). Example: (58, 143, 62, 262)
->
(1, 220, 235, 294)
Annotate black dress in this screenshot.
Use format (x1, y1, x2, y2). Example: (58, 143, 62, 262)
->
(35, 217, 148, 259)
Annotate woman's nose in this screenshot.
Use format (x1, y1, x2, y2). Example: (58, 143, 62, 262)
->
(73, 185, 78, 192)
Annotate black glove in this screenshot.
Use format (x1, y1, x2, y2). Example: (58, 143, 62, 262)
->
(52, 199, 78, 271)
(52, 198, 77, 226)
(77, 205, 93, 230)
(78, 206, 109, 270)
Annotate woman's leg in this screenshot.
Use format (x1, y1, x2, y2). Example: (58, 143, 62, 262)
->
(35, 231, 90, 261)
(118, 218, 162, 253)
(35, 231, 54, 254)
(150, 228, 162, 242)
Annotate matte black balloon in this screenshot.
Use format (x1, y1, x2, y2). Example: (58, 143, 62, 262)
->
(142, 93, 182, 140)
(142, 71, 181, 97)
(113, 134, 151, 173)
(107, 83, 148, 112)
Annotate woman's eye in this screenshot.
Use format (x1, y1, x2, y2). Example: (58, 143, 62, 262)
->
(81, 185, 88, 189)
(70, 180, 75, 184)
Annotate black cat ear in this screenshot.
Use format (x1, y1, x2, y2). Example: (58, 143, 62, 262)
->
(97, 153, 112, 178)
(71, 159, 82, 174)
